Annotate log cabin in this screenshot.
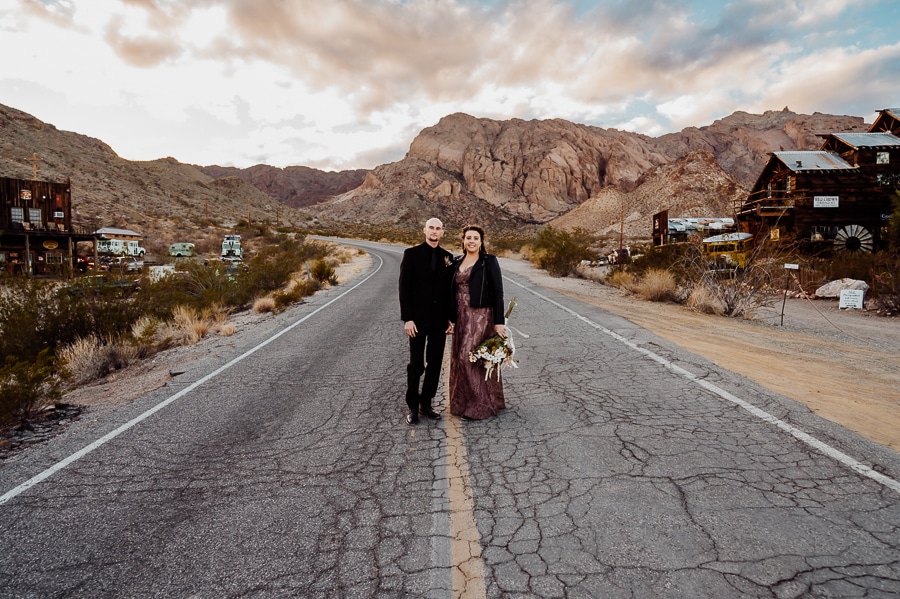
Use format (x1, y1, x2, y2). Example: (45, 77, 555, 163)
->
(869, 108, 899, 134)
(0, 176, 97, 276)
(737, 128, 899, 254)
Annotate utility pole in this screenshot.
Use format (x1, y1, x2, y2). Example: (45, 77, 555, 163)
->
(29, 153, 41, 180)
(619, 200, 625, 250)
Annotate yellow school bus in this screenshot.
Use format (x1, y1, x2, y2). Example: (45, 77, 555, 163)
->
(702, 232, 753, 269)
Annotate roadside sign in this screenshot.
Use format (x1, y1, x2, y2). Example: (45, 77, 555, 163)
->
(839, 289, 865, 309)
(784, 263, 799, 270)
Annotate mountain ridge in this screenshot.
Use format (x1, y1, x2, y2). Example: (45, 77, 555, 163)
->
(0, 102, 870, 243)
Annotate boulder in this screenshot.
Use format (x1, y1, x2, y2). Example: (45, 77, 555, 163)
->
(815, 278, 870, 298)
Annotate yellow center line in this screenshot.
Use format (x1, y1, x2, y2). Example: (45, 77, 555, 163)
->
(442, 353, 487, 599)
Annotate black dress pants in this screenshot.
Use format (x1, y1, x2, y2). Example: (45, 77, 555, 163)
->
(406, 327, 447, 411)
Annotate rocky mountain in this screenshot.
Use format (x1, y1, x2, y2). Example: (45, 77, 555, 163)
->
(0, 103, 311, 255)
(310, 109, 867, 231)
(550, 150, 744, 238)
(198, 164, 367, 209)
(0, 101, 871, 244)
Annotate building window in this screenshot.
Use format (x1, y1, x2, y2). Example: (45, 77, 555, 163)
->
(11, 207, 23, 223)
(767, 183, 772, 198)
(811, 226, 838, 241)
(45, 252, 64, 264)
(785, 176, 792, 193)
(877, 151, 889, 164)
(28, 208, 41, 223)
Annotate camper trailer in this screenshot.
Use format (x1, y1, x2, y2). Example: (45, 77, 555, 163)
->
(97, 238, 146, 257)
(168, 242, 195, 257)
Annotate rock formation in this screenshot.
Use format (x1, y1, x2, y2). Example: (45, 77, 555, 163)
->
(311, 109, 867, 229)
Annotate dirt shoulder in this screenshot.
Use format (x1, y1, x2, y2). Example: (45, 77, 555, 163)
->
(501, 258, 900, 452)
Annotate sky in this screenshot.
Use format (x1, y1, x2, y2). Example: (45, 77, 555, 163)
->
(1, 0, 898, 172)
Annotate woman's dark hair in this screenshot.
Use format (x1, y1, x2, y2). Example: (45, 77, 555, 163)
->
(461, 224, 487, 256)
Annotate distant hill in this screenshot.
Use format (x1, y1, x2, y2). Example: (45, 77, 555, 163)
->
(0, 103, 313, 256)
(198, 164, 367, 209)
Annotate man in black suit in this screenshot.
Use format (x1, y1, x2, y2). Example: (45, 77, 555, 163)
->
(399, 218, 455, 425)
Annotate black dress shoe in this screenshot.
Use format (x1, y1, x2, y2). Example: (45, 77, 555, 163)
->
(420, 408, 441, 419)
(406, 411, 419, 425)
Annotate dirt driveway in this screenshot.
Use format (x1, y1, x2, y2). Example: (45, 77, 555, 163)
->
(502, 259, 900, 452)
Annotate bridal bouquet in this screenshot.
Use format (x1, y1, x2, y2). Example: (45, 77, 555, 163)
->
(468, 298, 518, 381)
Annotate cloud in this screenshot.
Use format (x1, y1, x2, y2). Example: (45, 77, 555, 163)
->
(1, 0, 896, 171)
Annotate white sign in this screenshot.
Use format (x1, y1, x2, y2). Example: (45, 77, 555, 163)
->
(839, 289, 865, 309)
(784, 263, 799, 270)
(814, 196, 839, 208)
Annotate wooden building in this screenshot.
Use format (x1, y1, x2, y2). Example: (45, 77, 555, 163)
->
(0, 176, 97, 276)
(737, 129, 899, 253)
(870, 108, 900, 134)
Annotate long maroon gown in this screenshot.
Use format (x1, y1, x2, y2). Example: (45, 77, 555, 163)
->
(449, 266, 505, 419)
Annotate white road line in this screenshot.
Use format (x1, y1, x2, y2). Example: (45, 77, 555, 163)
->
(506, 276, 900, 496)
(0, 255, 384, 506)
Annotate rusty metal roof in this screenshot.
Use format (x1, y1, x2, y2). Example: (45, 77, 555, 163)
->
(830, 132, 900, 148)
(774, 151, 855, 171)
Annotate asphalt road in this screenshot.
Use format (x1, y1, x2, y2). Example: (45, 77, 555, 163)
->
(1, 240, 898, 598)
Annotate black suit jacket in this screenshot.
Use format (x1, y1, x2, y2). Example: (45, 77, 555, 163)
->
(399, 242, 455, 331)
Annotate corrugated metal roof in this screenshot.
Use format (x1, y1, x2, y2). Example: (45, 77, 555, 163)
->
(702, 232, 753, 243)
(830, 132, 900, 148)
(774, 151, 855, 171)
(94, 227, 142, 237)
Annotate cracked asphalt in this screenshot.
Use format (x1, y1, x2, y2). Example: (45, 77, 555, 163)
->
(0, 239, 898, 598)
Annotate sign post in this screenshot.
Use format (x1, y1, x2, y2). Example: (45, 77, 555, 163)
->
(781, 263, 799, 325)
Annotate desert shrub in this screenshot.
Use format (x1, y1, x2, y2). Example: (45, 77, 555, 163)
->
(310, 259, 338, 285)
(605, 269, 636, 291)
(685, 283, 726, 315)
(57, 335, 105, 386)
(218, 323, 236, 337)
(253, 296, 276, 313)
(166, 306, 209, 345)
(633, 269, 678, 302)
(628, 243, 696, 281)
(0, 350, 65, 426)
(531, 226, 596, 277)
(272, 278, 319, 310)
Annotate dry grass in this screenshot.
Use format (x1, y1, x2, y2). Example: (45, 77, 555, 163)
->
(201, 303, 231, 324)
(167, 305, 209, 345)
(605, 269, 636, 292)
(57, 334, 137, 386)
(633, 268, 678, 302)
(253, 296, 276, 313)
(218, 322, 236, 336)
(685, 283, 726, 315)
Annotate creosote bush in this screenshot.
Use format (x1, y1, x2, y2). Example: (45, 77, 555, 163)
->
(0, 233, 344, 426)
(530, 226, 597, 277)
(0, 350, 65, 427)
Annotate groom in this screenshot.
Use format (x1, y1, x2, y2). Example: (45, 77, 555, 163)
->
(399, 217, 455, 425)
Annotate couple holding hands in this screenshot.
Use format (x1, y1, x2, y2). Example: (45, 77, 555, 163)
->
(399, 218, 507, 424)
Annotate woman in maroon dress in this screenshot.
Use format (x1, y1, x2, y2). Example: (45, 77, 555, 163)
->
(447, 225, 507, 419)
